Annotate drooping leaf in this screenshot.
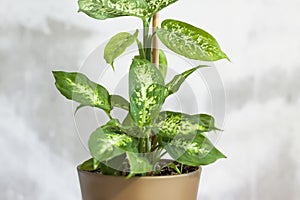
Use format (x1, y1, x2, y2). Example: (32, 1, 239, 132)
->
(157, 19, 229, 61)
(53, 71, 111, 112)
(111, 95, 129, 111)
(104, 31, 138, 70)
(89, 126, 137, 162)
(129, 58, 167, 127)
(154, 111, 219, 139)
(127, 152, 154, 176)
(166, 65, 209, 96)
(100, 154, 126, 175)
(78, 0, 179, 20)
(79, 158, 100, 171)
(164, 134, 226, 166)
(159, 49, 168, 80)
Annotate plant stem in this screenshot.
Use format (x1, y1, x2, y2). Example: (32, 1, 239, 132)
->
(139, 139, 145, 153)
(152, 13, 159, 66)
(143, 19, 151, 61)
(136, 39, 146, 59)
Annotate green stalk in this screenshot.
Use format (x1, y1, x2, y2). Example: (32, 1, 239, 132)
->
(142, 18, 151, 61)
(136, 39, 146, 59)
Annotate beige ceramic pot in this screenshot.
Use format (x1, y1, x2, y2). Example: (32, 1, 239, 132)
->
(77, 166, 202, 200)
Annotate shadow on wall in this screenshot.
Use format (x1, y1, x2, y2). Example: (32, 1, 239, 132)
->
(0, 18, 92, 163)
(226, 66, 300, 112)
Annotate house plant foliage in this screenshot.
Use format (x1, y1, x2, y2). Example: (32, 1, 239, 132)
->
(53, 0, 229, 178)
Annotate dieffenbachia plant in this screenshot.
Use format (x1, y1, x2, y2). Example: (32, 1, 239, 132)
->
(53, 0, 229, 177)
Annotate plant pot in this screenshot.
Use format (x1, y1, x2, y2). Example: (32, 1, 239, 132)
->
(77, 166, 202, 200)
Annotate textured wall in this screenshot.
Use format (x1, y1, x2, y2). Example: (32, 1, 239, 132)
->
(0, 0, 299, 199)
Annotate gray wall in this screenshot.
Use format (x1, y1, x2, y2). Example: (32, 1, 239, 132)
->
(1, 0, 299, 199)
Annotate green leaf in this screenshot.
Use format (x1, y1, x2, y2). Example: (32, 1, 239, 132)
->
(129, 58, 167, 127)
(79, 158, 100, 171)
(159, 49, 168, 80)
(127, 152, 154, 176)
(78, 0, 178, 20)
(100, 119, 143, 140)
(111, 95, 129, 110)
(166, 65, 209, 96)
(155, 111, 219, 139)
(53, 71, 111, 112)
(168, 162, 181, 174)
(164, 134, 226, 166)
(78, 0, 124, 20)
(157, 19, 229, 61)
(89, 126, 137, 162)
(100, 154, 126, 176)
(104, 31, 138, 70)
(145, 0, 179, 18)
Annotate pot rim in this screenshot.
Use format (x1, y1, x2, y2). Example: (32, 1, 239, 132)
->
(77, 165, 201, 180)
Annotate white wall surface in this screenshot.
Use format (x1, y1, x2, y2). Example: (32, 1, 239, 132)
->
(1, 0, 300, 199)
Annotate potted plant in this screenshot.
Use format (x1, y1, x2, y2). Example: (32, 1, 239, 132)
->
(52, 1, 229, 200)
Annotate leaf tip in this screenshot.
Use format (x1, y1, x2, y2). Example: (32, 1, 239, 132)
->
(52, 71, 60, 80)
(225, 56, 231, 62)
(111, 63, 115, 71)
(220, 152, 227, 159)
(221, 51, 231, 62)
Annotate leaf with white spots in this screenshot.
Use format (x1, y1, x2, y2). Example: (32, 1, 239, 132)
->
(89, 125, 137, 162)
(78, 0, 178, 20)
(52, 71, 111, 112)
(157, 19, 229, 61)
(129, 58, 167, 127)
(155, 111, 219, 139)
(163, 134, 226, 166)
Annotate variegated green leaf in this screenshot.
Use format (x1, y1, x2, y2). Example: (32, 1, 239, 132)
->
(78, 0, 178, 20)
(111, 95, 129, 111)
(89, 126, 137, 162)
(155, 111, 218, 138)
(166, 65, 209, 96)
(164, 134, 226, 166)
(78, 0, 124, 20)
(127, 152, 154, 176)
(53, 71, 111, 112)
(146, 0, 179, 18)
(129, 58, 167, 127)
(104, 31, 138, 70)
(159, 49, 168, 80)
(157, 19, 229, 61)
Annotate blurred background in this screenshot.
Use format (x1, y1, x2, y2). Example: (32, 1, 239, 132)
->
(1, 0, 300, 199)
